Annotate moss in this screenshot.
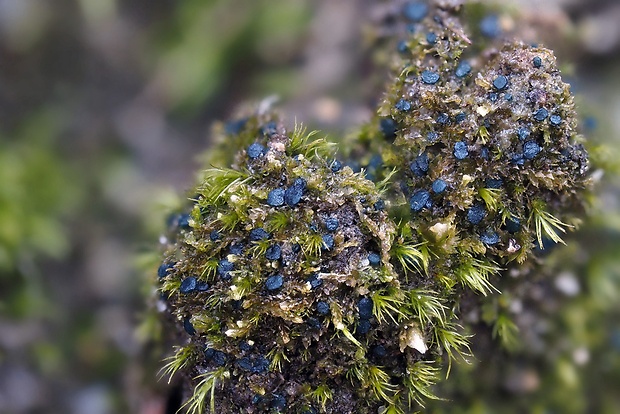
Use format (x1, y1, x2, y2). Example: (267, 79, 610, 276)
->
(154, 1, 597, 413)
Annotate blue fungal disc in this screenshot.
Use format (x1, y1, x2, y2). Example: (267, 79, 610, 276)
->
(218, 259, 234, 279)
(493, 75, 508, 90)
(368, 252, 381, 266)
(517, 127, 530, 140)
(432, 179, 447, 194)
(395, 99, 412, 112)
(402, 2, 428, 22)
(158, 262, 175, 278)
(480, 14, 501, 38)
(330, 159, 343, 172)
(179, 276, 197, 294)
(209, 230, 221, 241)
(306, 273, 322, 289)
(322, 234, 335, 250)
(421, 70, 440, 85)
(265, 244, 282, 261)
(247, 143, 265, 159)
(183, 317, 196, 336)
(358, 297, 373, 319)
(316, 301, 330, 315)
(324, 217, 339, 232)
(533, 56, 542, 68)
(534, 108, 549, 121)
(284, 183, 304, 206)
(480, 229, 500, 245)
(505, 216, 521, 233)
(265, 274, 284, 291)
(454, 141, 469, 159)
(523, 141, 542, 159)
(357, 319, 371, 334)
(177, 214, 191, 230)
(455, 61, 471, 78)
(379, 118, 397, 141)
(467, 204, 487, 225)
(410, 189, 430, 212)
(249, 228, 270, 241)
(267, 188, 285, 206)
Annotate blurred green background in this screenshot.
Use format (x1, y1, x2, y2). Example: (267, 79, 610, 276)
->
(0, 0, 618, 413)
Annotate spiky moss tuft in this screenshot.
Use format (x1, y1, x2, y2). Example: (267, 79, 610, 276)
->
(158, 120, 460, 413)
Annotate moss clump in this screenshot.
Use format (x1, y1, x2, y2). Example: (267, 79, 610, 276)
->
(154, 1, 596, 413)
(159, 122, 451, 413)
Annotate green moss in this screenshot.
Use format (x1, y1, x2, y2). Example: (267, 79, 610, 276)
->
(154, 1, 597, 412)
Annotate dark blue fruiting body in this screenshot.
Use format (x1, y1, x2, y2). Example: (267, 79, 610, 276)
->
(505, 216, 521, 233)
(204, 348, 227, 366)
(427, 131, 438, 142)
(229, 243, 244, 255)
(395, 99, 412, 112)
(267, 188, 285, 206)
(218, 259, 234, 280)
(523, 141, 542, 159)
(249, 228, 270, 241)
(372, 345, 387, 358)
(324, 217, 339, 232)
(260, 121, 278, 137)
(237, 356, 270, 373)
(432, 179, 447, 193)
(426, 32, 437, 44)
(271, 394, 286, 410)
(550, 114, 562, 126)
(533, 56, 542, 68)
(493, 75, 508, 90)
(374, 199, 385, 210)
(485, 178, 503, 189)
(368, 252, 381, 266)
(517, 127, 530, 141)
(183, 317, 196, 336)
(467, 204, 487, 225)
(437, 113, 450, 125)
(480, 14, 501, 38)
(306, 273, 322, 289)
(247, 143, 265, 159)
(402, 2, 428, 22)
(357, 319, 371, 334)
(306, 317, 321, 330)
(265, 244, 282, 261)
(265, 274, 284, 291)
(330, 159, 343, 172)
(158, 262, 175, 278)
(210, 230, 221, 241)
(480, 229, 500, 245)
(410, 189, 430, 212)
(534, 108, 549, 121)
(380, 118, 397, 141)
(316, 301, 330, 315)
(421, 70, 440, 85)
(177, 214, 191, 230)
(397, 40, 409, 54)
(322, 234, 335, 250)
(284, 180, 305, 206)
(358, 297, 373, 319)
(180, 277, 198, 294)
(454, 141, 469, 159)
(224, 118, 247, 135)
(455, 61, 472, 78)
